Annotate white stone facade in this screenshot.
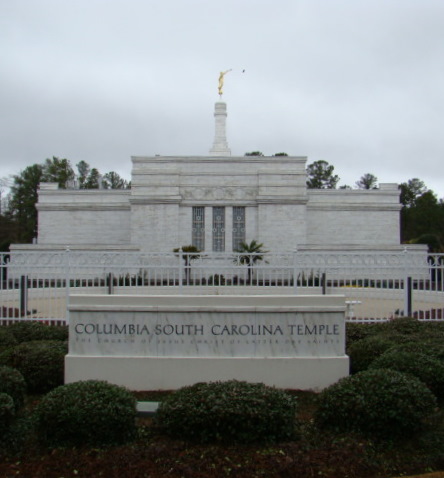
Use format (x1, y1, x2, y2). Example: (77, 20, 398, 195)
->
(21, 100, 403, 254)
(32, 154, 401, 253)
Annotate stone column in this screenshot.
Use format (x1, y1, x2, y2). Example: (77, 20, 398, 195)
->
(204, 206, 212, 252)
(209, 102, 231, 156)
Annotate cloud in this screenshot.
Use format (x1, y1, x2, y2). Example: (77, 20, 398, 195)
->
(0, 0, 443, 197)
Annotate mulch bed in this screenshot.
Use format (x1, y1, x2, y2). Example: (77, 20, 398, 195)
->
(0, 435, 376, 478)
(0, 391, 443, 478)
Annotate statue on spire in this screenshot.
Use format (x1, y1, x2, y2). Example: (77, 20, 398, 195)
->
(218, 69, 232, 96)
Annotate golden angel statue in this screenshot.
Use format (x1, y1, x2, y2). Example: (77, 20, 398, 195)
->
(218, 69, 232, 96)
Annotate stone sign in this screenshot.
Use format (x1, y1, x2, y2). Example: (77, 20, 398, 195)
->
(65, 294, 349, 390)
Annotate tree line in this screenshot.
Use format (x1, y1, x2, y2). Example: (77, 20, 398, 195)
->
(1, 157, 443, 252)
(305, 160, 444, 252)
(0, 157, 129, 248)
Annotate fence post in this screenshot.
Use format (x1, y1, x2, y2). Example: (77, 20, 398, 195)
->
(178, 247, 183, 294)
(406, 276, 413, 317)
(20, 275, 28, 318)
(0, 253, 7, 286)
(402, 247, 412, 317)
(65, 246, 71, 323)
(107, 272, 114, 295)
(321, 272, 327, 295)
(293, 248, 298, 295)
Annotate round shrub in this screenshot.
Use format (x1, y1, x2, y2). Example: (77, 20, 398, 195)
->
(370, 350, 444, 399)
(388, 340, 444, 362)
(0, 393, 15, 435)
(347, 335, 397, 374)
(346, 322, 381, 346)
(382, 317, 424, 334)
(0, 328, 18, 354)
(7, 321, 68, 343)
(155, 380, 298, 444)
(315, 369, 437, 439)
(0, 340, 67, 393)
(0, 366, 26, 410)
(34, 380, 137, 447)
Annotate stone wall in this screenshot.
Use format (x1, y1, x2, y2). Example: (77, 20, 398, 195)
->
(37, 186, 131, 245)
(31, 157, 402, 253)
(306, 184, 401, 246)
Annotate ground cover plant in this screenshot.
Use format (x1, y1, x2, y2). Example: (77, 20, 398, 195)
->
(3, 318, 444, 477)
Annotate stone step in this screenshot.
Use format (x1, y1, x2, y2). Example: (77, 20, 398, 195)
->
(136, 401, 159, 416)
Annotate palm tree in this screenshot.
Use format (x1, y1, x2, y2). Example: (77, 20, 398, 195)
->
(235, 240, 268, 284)
(173, 245, 201, 284)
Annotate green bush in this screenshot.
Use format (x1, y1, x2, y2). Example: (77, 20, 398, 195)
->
(34, 380, 137, 447)
(315, 369, 437, 439)
(155, 380, 298, 444)
(346, 319, 444, 351)
(6, 321, 68, 343)
(370, 350, 444, 399)
(0, 366, 26, 410)
(207, 274, 226, 285)
(387, 340, 444, 361)
(347, 335, 397, 373)
(346, 322, 382, 346)
(0, 328, 18, 353)
(0, 393, 15, 435)
(0, 340, 67, 393)
(0, 414, 34, 454)
(380, 317, 424, 336)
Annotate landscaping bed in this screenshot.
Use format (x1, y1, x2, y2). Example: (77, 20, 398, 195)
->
(2, 319, 444, 477)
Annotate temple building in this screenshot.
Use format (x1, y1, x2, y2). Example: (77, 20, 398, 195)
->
(15, 98, 402, 254)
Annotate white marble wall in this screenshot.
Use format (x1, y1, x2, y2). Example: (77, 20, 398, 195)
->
(130, 203, 180, 252)
(32, 159, 402, 253)
(37, 188, 131, 245)
(306, 185, 401, 246)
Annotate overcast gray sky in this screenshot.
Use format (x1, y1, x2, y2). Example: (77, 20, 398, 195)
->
(1, 0, 443, 197)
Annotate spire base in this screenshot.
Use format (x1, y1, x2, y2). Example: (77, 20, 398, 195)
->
(209, 101, 231, 157)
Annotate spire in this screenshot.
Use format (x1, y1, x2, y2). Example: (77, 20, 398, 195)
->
(209, 101, 231, 157)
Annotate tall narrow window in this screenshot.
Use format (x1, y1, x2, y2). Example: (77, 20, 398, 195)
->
(212, 207, 225, 252)
(232, 206, 246, 251)
(192, 207, 205, 250)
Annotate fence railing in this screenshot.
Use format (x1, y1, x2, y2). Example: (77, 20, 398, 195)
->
(1, 249, 443, 323)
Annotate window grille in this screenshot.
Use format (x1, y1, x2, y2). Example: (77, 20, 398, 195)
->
(212, 207, 225, 252)
(232, 206, 246, 251)
(192, 207, 205, 250)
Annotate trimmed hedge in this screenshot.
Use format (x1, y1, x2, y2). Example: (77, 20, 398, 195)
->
(346, 319, 444, 351)
(6, 321, 68, 343)
(0, 328, 18, 354)
(34, 380, 137, 447)
(0, 366, 26, 410)
(370, 350, 444, 399)
(346, 322, 381, 345)
(155, 380, 298, 444)
(379, 317, 424, 336)
(0, 393, 15, 435)
(347, 335, 397, 374)
(0, 340, 67, 393)
(386, 340, 444, 362)
(316, 369, 437, 439)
